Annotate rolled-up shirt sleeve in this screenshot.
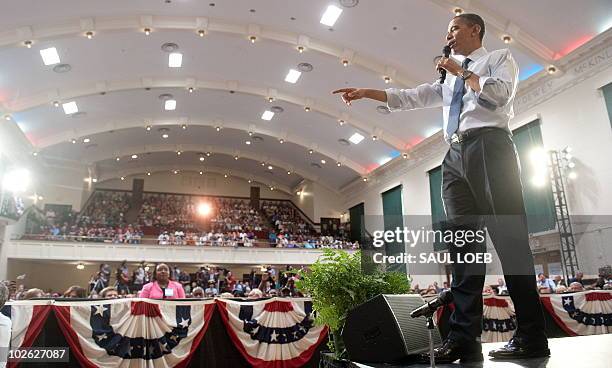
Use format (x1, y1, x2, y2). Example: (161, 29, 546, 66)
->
(476, 49, 518, 110)
(385, 83, 443, 112)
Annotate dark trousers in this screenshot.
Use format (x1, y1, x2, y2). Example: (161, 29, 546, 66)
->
(441, 128, 546, 345)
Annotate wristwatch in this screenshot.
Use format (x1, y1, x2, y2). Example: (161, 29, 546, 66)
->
(460, 69, 473, 80)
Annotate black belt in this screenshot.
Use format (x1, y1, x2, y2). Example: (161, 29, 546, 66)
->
(450, 127, 508, 144)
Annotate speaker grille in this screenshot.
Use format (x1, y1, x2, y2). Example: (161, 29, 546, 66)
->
(383, 295, 443, 355)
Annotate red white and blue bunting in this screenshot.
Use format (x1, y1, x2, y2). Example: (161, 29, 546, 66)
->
(53, 298, 215, 368)
(481, 295, 516, 343)
(542, 290, 612, 336)
(0, 301, 52, 368)
(217, 298, 328, 368)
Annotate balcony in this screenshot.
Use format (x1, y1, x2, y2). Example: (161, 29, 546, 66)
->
(4, 240, 357, 265)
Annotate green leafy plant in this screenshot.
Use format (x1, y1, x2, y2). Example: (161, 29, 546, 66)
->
(296, 249, 410, 359)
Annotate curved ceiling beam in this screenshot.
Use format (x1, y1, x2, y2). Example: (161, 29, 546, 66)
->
(429, 0, 555, 63)
(98, 165, 293, 196)
(38, 118, 366, 175)
(0, 15, 418, 86)
(86, 143, 340, 194)
(10, 78, 406, 151)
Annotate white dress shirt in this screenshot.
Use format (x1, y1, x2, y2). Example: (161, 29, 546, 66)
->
(385, 47, 519, 143)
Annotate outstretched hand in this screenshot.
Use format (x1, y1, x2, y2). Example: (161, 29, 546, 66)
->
(332, 88, 366, 106)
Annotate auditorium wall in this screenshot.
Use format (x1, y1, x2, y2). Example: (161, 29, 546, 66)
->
(342, 34, 612, 285)
(95, 171, 292, 200)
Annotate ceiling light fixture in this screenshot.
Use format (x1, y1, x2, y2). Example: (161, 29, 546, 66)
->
(248, 131, 253, 136)
(308, 149, 314, 154)
(198, 29, 206, 37)
(384, 76, 391, 84)
(199, 171, 204, 175)
(62, 101, 78, 114)
(342, 59, 349, 67)
(248, 179, 253, 183)
(245, 140, 251, 145)
(82, 138, 90, 143)
(145, 125, 152, 131)
(86, 31, 94, 39)
(320, 5, 343, 27)
(287, 171, 291, 175)
(24, 40, 32, 48)
(76, 263, 85, 270)
(267, 165, 273, 170)
(188, 87, 194, 93)
(453, 7, 464, 16)
(206, 152, 211, 157)
(120, 176, 125, 181)
(144, 28, 151, 35)
(176, 150, 182, 155)
(363, 177, 368, 182)
(71, 139, 77, 144)
(164, 99, 177, 110)
(338, 119, 345, 126)
(147, 172, 151, 176)
(53, 101, 60, 107)
(336, 162, 342, 167)
(296, 191, 302, 195)
(304, 106, 311, 112)
(40, 47, 60, 65)
(173, 170, 179, 174)
(267, 96, 275, 103)
(215, 126, 221, 132)
(349, 132, 365, 144)
(285, 69, 302, 83)
(249, 36, 257, 43)
(234, 155, 239, 160)
(502, 35, 512, 44)
(261, 162, 266, 166)
(4, 115, 11, 121)
(372, 135, 378, 141)
(547, 65, 557, 74)
(199, 156, 205, 161)
(131, 154, 138, 159)
(320, 159, 326, 164)
(181, 124, 187, 130)
(261, 110, 275, 121)
(168, 53, 183, 68)
(279, 139, 284, 144)
(402, 153, 409, 159)
(297, 46, 304, 53)
(116, 157, 121, 161)
(162, 133, 169, 139)
(224, 174, 228, 178)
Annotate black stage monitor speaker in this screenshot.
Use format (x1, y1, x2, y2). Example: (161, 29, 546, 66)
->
(342, 294, 443, 363)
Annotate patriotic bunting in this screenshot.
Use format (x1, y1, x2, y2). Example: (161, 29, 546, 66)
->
(53, 298, 215, 368)
(217, 298, 328, 368)
(541, 290, 612, 336)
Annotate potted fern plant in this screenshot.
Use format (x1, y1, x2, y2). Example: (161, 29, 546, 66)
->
(296, 249, 410, 361)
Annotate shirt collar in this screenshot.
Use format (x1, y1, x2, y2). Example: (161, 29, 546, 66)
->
(465, 46, 488, 62)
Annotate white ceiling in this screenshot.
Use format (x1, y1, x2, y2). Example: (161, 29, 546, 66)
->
(1, 0, 610, 191)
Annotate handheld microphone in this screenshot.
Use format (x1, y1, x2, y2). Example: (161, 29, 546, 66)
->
(410, 290, 453, 318)
(438, 46, 452, 83)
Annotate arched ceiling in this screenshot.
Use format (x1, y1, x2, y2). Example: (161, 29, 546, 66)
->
(1, 0, 609, 190)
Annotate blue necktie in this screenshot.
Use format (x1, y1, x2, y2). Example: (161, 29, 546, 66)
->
(446, 58, 472, 137)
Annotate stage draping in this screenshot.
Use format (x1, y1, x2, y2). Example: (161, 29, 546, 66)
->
(435, 290, 612, 342)
(1, 298, 327, 368)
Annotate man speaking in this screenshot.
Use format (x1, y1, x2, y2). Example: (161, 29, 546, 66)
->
(333, 14, 549, 363)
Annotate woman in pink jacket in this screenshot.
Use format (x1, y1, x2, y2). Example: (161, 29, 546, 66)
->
(139, 263, 185, 299)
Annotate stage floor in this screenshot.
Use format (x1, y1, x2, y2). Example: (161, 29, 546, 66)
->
(349, 334, 612, 368)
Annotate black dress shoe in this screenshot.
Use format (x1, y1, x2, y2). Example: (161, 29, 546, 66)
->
(489, 337, 550, 360)
(420, 338, 483, 364)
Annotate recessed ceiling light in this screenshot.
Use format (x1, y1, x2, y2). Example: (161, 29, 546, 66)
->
(173, 170, 179, 174)
(308, 149, 314, 154)
(62, 101, 78, 114)
(338, 119, 346, 126)
(249, 36, 257, 43)
(362, 177, 368, 182)
(82, 138, 90, 143)
(181, 124, 187, 130)
(248, 179, 252, 183)
(287, 170, 292, 175)
(224, 174, 228, 178)
(146, 125, 152, 131)
(261, 110, 275, 121)
(70, 139, 77, 144)
(372, 135, 378, 141)
(199, 156, 205, 161)
(304, 106, 311, 112)
(402, 153, 409, 159)
(147, 172, 151, 176)
(85, 31, 94, 39)
(547, 65, 557, 74)
(248, 131, 254, 136)
(502, 35, 512, 44)
(120, 176, 125, 181)
(32, 151, 38, 156)
(92, 178, 98, 183)
(168, 52, 183, 67)
(164, 99, 177, 110)
(4, 115, 11, 121)
(342, 59, 349, 67)
(297, 62, 314, 72)
(24, 40, 32, 48)
(320, 159, 326, 164)
(285, 69, 302, 83)
(349, 132, 364, 144)
(270, 106, 284, 113)
(188, 87, 194, 93)
(40, 47, 60, 65)
(261, 162, 266, 166)
(336, 162, 342, 167)
(453, 7, 463, 16)
(297, 46, 304, 53)
(176, 151, 182, 155)
(234, 155, 239, 160)
(116, 157, 120, 161)
(53, 63, 72, 73)
(162, 133, 169, 139)
(320, 5, 343, 27)
(279, 138, 284, 144)
(383, 76, 391, 84)
(199, 171, 204, 175)
(206, 152, 211, 157)
(215, 126, 222, 132)
(131, 154, 138, 159)
(198, 29, 206, 37)
(53, 101, 60, 107)
(245, 140, 251, 145)
(267, 165, 273, 170)
(144, 28, 151, 35)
